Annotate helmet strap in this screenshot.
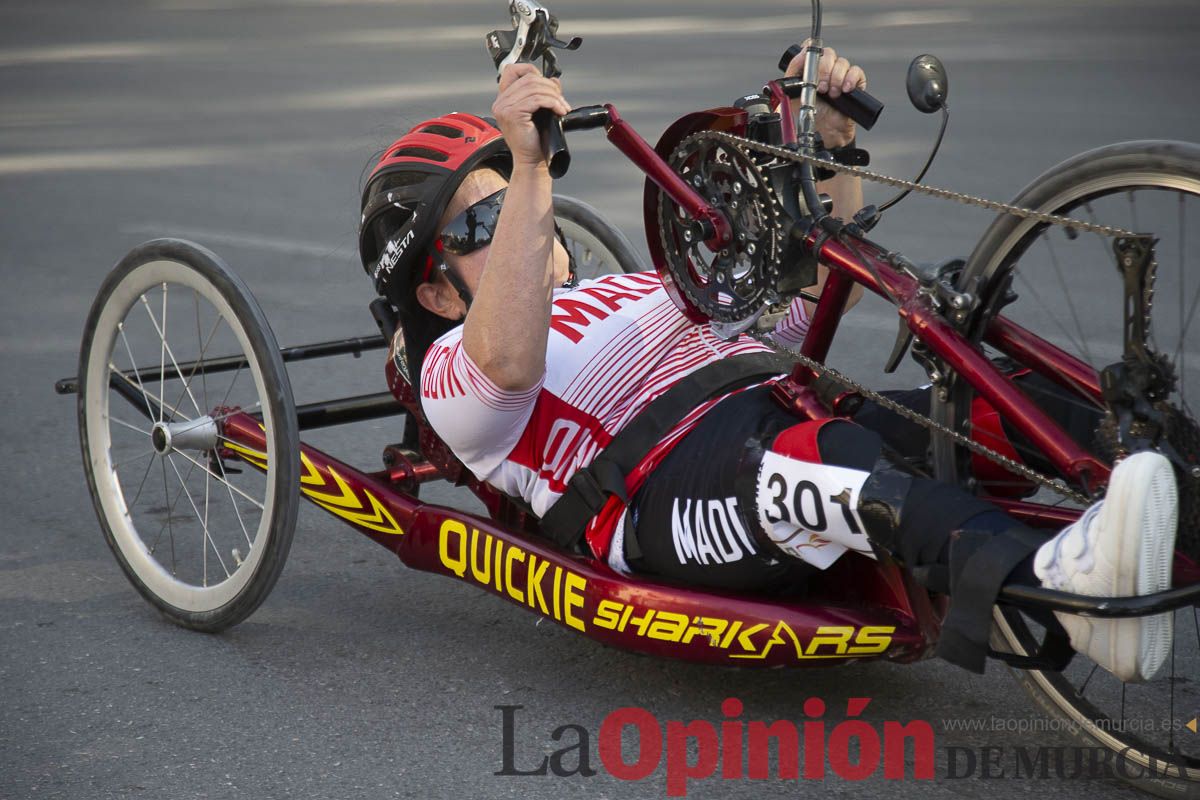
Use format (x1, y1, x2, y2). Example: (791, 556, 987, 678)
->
(434, 258, 474, 312)
(554, 223, 579, 288)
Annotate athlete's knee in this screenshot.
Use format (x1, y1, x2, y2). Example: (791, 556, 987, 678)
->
(738, 419, 883, 566)
(768, 417, 882, 470)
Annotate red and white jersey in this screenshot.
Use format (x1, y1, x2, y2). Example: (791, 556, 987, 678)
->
(419, 271, 809, 561)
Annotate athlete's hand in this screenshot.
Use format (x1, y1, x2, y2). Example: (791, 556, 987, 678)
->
(784, 40, 867, 149)
(493, 63, 572, 170)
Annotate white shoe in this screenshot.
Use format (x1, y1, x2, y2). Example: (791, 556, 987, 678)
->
(1033, 451, 1178, 682)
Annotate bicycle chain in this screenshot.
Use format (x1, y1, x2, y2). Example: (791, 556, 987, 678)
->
(661, 130, 1117, 504)
(687, 130, 1140, 239)
(745, 331, 1093, 505)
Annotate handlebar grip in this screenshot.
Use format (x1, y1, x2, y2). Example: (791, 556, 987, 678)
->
(824, 88, 883, 131)
(533, 107, 570, 178)
(777, 44, 884, 131)
(561, 104, 610, 132)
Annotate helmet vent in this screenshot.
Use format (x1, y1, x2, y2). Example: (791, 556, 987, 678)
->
(418, 124, 464, 139)
(390, 146, 448, 162)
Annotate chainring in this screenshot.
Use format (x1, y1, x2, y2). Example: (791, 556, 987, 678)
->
(657, 134, 787, 324)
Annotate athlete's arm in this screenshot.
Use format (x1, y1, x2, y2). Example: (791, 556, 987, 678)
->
(461, 63, 571, 392)
(786, 42, 868, 315)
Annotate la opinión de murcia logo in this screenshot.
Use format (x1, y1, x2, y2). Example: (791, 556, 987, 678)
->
(495, 699, 1198, 794)
(496, 697, 935, 796)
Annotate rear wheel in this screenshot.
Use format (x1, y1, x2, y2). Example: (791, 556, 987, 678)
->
(78, 238, 299, 631)
(553, 194, 645, 279)
(931, 141, 1200, 795)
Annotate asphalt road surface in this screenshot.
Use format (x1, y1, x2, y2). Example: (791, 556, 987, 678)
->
(4, 1, 1200, 798)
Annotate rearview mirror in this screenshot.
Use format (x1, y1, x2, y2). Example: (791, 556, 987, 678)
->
(907, 54, 949, 113)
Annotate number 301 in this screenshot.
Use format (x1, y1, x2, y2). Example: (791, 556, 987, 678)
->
(765, 473, 860, 534)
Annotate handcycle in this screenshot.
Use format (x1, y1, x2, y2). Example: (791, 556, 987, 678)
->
(56, 0, 1200, 793)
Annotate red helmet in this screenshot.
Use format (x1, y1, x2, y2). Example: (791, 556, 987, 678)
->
(358, 113, 511, 306)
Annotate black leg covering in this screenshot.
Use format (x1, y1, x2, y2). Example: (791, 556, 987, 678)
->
(937, 514, 1050, 673)
(858, 467, 997, 594)
(857, 469, 1053, 673)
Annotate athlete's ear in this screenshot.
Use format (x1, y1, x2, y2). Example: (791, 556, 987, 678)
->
(415, 279, 461, 321)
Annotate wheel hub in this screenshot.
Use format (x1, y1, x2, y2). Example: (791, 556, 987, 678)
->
(150, 416, 219, 455)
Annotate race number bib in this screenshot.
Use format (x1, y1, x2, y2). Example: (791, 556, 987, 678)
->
(755, 452, 877, 570)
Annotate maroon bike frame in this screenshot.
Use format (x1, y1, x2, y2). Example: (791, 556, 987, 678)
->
(804, 233, 1111, 492)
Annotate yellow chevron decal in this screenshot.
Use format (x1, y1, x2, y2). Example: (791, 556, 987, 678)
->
(298, 453, 360, 508)
(224, 441, 268, 470)
(223, 441, 403, 536)
(308, 480, 404, 536)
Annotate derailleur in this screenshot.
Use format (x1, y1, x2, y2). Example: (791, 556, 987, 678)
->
(1097, 235, 1200, 481)
(1098, 235, 1183, 462)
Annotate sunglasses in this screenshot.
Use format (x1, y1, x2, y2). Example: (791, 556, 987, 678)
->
(422, 188, 505, 282)
(420, 188, 504, 284)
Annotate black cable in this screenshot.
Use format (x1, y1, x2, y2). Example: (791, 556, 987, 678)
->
(878, 104, 950, 214)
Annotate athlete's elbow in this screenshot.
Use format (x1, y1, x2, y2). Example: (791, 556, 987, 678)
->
(474, 353, 543, 393)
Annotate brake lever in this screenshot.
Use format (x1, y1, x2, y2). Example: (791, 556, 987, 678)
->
(485, 1, 582, 178)
(488, 1, 581, 72)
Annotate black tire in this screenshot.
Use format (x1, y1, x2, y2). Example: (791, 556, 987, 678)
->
(930, 141, 1200, 796)
(553, 194, 645, 279)
(78, 238, 300, 632)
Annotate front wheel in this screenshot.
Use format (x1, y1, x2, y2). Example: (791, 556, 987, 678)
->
(931, 141, 1200, 795)
(78, 239, 300, 631)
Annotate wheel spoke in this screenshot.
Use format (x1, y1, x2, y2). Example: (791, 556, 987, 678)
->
(1083, 203, 1115, 264)
(158, 286, 167, 422)
(1042, 231, 1096, 368)
(168, 446, 265, 510)
(215, 453, 253, 549)
(169, 308, 223, 420)
(1181, 395, 1199, 425)
(109, 364, 191, 422)
(148, 454, 199, 561)
(1013, 270, 1094, 373)
(210, 401, 263, 426)
(215, 361, 244, 414)
(125, 449, 157, 510)
(112, 449, 156, 470)
(159, 457, 177, 574)
(117, 320, 158, 422)
(166, 454, 230, 581)
(141, 292, 203, 419)
(106, 414, 151, 437)
(1077, 662, 1100, 696)
(1176, 277, 1200, 351)
(203, 457, 210, 586)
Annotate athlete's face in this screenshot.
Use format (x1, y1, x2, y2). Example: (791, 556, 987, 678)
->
(420, 168, 570, 322)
